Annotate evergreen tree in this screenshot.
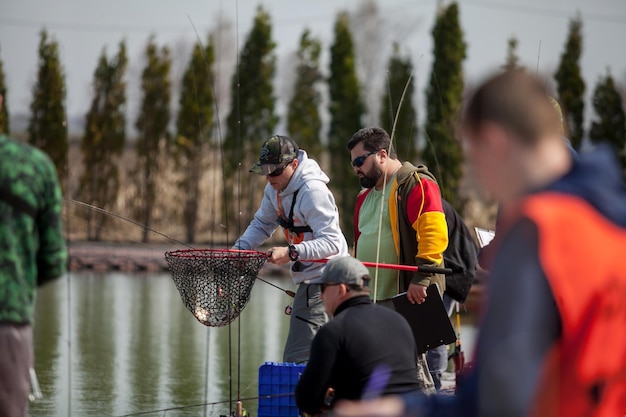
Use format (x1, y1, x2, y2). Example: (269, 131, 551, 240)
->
(328, 11, 365, 244)
(554, 15, 585, 149)
(0, 49, 9, 134)
(175, 35, 215, 243)
(423, 2, 466, 210)
(379, 43, 418, 164)
(77, 41, 128, 240)
(286, 28, 323, 158)
(223, 6, 277, 231)
(503, 36, 521, 70)
(589, 72, 626, 169)
(135, 36, 171, 243)
(28, 30, 68, 182)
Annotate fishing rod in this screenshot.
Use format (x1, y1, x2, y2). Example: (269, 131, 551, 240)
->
(303, 258, 453, 275)
(452, 300, 465, 378)
(67, 198, 297, 298)
(115, 392, 294, 417)
(257, 276, 295, 297)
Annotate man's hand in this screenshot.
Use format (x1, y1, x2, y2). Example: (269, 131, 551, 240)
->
(407, 283, 428, 304)
(267, 246, 290, 265)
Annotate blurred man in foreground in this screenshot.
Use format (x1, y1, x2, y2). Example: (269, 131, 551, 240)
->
(0, 94, 67, 417)
(333, 69, 626, 417)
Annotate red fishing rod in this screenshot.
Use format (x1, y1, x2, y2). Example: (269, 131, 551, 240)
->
(303, 258, 453, 275)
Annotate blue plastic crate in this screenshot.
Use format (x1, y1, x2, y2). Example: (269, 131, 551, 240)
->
(258, 362, 306, 417)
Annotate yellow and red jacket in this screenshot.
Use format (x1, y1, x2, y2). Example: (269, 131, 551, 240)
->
(354, 162, 448, 293)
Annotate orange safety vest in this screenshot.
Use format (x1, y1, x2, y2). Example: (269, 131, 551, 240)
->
(519, 193, 626, 417)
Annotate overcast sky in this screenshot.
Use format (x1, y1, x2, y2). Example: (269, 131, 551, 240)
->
(1, 0, 626, 134)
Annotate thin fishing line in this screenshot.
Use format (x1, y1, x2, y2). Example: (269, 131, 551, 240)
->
(372, 66, 415, 302)
(230, 0, 242, 413)
(204, 327, 211, 417)
(235, 0, 243, 410)
(536, 40, 542, 75)
(422, 127, 441, 182)
(185, 14, 223, 417)
(371, 69, 395, 302)
(389, 71, 414, 147)
(72, 200, 299, 311)
(424, 69, 444, 189)
(205, 7, 223, 415)
(384, 68, 395, 129)
(185, 13, 229, 245)
(63, 162, 73, 416)
(69, 199, 298, 297)
(213, 13, 228, 247)
(67, 199, 193, 249)
(421, 66, 447, 222)
(115, 393, 294, 417)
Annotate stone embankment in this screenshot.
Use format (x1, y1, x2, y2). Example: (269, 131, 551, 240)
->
(68, 241, 173, 272)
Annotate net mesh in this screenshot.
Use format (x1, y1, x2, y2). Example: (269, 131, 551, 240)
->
(165, 249, 269, 327)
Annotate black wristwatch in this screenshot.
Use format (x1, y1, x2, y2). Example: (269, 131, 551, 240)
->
(288, 244, 299, 261)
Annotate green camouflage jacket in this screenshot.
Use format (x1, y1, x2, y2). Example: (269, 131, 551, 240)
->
(0, 134, 67, 324)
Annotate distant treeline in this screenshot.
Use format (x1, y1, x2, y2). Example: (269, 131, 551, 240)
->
(0, 3, 624, 246)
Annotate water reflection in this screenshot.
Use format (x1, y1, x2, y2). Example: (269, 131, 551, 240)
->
(29, 272, 475, 417)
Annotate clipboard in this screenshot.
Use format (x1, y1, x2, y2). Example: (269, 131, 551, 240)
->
(474, 227, 496, 248)
(392, 285, 456, 354)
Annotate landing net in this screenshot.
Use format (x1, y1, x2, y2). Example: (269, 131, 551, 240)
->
(165, 249, 269, 327)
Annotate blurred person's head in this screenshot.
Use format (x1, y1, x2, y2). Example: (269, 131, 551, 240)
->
(460, 70, 572, 204)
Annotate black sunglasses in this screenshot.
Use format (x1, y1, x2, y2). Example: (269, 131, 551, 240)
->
(267, 161, 292, 177)
(320, 282, 342, 293)
(351, 151, 377, 168)
(268, 166, 286, 177)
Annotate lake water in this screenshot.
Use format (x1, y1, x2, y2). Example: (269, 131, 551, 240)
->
(28, 271, 477, 417)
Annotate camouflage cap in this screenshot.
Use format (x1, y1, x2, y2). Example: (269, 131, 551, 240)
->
(250, 135, 299, 175)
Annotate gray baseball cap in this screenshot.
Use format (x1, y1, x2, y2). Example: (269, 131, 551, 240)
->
(320, 256, 370, 287)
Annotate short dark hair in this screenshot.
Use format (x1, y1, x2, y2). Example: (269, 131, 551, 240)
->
(346, 127, 398, 159)
(462, 70, 562, 146)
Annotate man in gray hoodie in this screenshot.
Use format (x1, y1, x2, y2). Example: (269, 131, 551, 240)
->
(233, 135, 349, 363)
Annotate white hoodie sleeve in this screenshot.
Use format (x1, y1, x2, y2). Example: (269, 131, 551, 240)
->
(288, 181, 350, 284)
(232, 185, 279, 250)
(295, 183, 348, 261)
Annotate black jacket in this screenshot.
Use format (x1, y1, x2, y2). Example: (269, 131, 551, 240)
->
(295, 295, 420, 414)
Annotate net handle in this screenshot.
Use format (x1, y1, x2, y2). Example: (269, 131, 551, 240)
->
(166, 248, 269, 259)
(166, 249, 452, 274)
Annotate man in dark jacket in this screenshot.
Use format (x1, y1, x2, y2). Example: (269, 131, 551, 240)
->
(295, 256, 421, 415)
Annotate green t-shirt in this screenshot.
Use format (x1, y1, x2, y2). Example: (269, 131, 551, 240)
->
(355, 180, 398, 300)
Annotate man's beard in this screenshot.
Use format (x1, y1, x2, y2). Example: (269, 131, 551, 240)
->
(359, 165, 382, 189)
